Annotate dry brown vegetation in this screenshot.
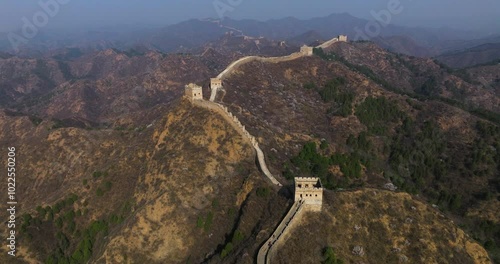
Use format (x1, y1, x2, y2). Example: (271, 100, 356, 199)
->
(275, 189, 491, 264)
(0, 40, 497, 263)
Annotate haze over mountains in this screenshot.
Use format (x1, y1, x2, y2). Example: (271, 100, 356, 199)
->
(1, 13, 500, 68)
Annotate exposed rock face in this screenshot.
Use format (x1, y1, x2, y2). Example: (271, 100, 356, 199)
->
(352, 245, 365, 256)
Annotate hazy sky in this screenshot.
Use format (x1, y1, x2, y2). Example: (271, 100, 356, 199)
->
(0, 0, 499, 32)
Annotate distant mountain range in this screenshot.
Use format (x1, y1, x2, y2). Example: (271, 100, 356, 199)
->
(435, 42, 500, 68)
(1, 13, 500, 65)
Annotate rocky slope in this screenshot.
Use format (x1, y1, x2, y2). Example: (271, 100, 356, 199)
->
(0, 40, 498, 263)
(323, 41, 500, 113)
(275, 189, 491, 263)
(0, 100, 290, 263)
(0, 48, 227, 123)
(217, 43, 499, 261)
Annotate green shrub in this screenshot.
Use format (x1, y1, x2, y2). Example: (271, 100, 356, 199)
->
(323, 246, 343, 264)
(355, 96, 405, 135)
(220, 242, 234, 258)
(203, 212, 214, 232)
(103, 181, 112, 191)
(320, 140, 329, 150)
(196, 216, 204, 228)
(232, 230, 244, 243)
(256, 187, 270, 197)
(92, 171, 103, 179)
(303, 82, 317, 90)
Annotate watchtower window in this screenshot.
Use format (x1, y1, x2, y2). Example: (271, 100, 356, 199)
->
(305, 184, 309, 188)
(298, 184, 302, 188)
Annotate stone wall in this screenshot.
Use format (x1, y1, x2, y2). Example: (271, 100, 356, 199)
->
(185, 83, 203, 101)
(317, 37, 339, 49)
(210, 35, 345, 102)
(257, 200, 305, 264)
(216, 51, 310, 81)
(193, 100, 282, 186)
(294, 177, 323, 207)
(210, 52, 311, 102)
(203, 36, 341, 263)
(317, 35, 348, 49)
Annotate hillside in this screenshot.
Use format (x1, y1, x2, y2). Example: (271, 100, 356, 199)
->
(0, 39, 498, 263)
(275, 189, 491, 263)
(0, 100, 290, 263)
(436, 43, 500, 68)
(198, 34, 297, 58)
(373, 35, 437, 57)
(323, 41, 500, 114)
(0, 48, 229, 123)
(216, 43, 500, 261)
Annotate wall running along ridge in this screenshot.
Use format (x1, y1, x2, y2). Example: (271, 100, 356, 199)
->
(193, 100, 282, 186)
(188, 35, 345, 263)
(210, 35, 347, 102)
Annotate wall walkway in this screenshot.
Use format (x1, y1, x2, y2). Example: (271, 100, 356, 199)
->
(210, 36, 342, 102)
(257, 200, 306, 264)
(201, 36, 343, 263)
(193, 100, 282, 186)
(317, 37, 340, 49)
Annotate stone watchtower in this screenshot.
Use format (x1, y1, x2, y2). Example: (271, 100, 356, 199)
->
(210, 78, 223, 90)
(295, 177, 323, 211)
(338, 35, 348, 42)
(185, 83, 203, 101)
(300, 45, 314, 56)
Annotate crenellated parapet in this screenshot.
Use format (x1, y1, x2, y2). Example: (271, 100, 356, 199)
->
(185, 83, 203, 101)
(294, 177, 323, 209)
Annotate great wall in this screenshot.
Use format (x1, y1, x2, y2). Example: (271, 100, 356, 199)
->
(209, 45, 314, 102)
(191, 98, 282, 186)
(185, 35, 347, 264)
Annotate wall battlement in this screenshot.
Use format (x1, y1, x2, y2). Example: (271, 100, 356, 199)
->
(294, 177, 323, 207)
(210, 78, 223, 89)
(185, 83, 203, 101)
(295, 177, 322, 180)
